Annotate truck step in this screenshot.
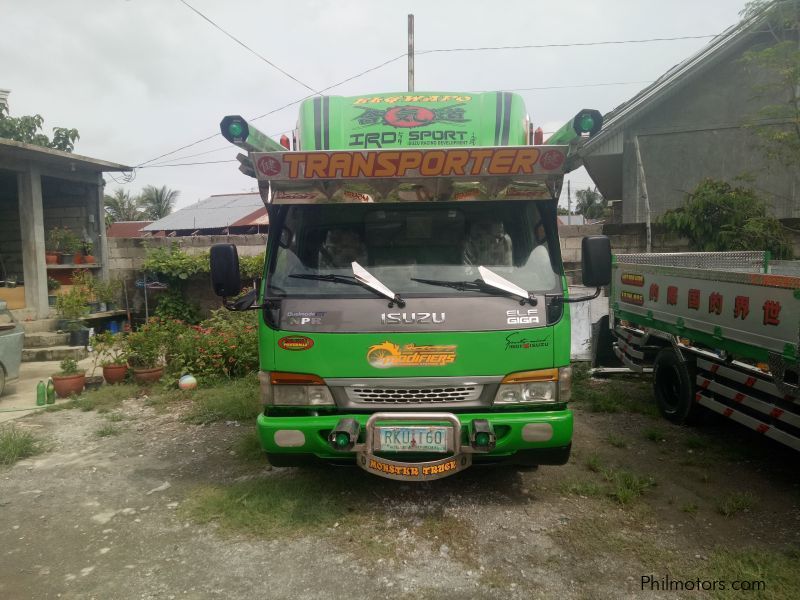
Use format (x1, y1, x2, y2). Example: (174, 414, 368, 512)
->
(22, 345, 87, 363)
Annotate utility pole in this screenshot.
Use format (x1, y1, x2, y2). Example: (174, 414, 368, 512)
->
(567, 180, 571, 225)
(408, 14, 415, 92)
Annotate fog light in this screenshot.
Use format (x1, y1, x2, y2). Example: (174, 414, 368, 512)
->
(328, 418, 360, 452)
(470, 419, 496, 451)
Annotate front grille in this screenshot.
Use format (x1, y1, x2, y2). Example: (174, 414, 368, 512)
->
(345, 385, 483, 404)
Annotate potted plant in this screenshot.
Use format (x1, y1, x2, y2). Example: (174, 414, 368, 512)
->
(72, 270, 100, 313)
(83, 241, 96, 264)
(46, 227, 65, 264)
(55, 282, 90, 346)
(52, 358, 86, 398)
(94, 278, 122, 312)
(61, 229, 82, 264)
(126, 324, 165, 384)
(47, 277, 61, 307)
(94, 331, 128, 384)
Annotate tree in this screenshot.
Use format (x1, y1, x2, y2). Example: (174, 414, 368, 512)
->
(740, 0, 800, 166)
(104, 189, 144, 224)
(0, 104, 80, 153)
(140, 185, 179, 220)
(660, 178, 793, 258)
(574, 187, 606, 220)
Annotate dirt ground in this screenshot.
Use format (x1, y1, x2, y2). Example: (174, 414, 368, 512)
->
(2, 377, 799, 600)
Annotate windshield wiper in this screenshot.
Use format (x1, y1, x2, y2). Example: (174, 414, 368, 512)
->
(411, 266, 537, 306)
(289, 262, 405, 307)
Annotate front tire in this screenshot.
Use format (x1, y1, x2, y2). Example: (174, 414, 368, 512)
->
(652, 347, 698, 424)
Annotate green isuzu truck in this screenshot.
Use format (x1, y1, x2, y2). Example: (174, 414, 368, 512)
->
(210, 92, 610, 481)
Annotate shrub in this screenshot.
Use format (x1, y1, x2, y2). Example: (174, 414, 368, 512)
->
(58, 358, 81, 376)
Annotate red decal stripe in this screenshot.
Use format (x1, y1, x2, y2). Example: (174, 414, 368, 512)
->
(756, 424, 769, 434)
(723, 408, 734, 417)
(694, 393, 702, 403)
(733, 393, 745, 403)
(771, 408, 784, 419)
(710, 364, 719, 373)
(745, 377, 756, 387)
(700, 379, 710, 389)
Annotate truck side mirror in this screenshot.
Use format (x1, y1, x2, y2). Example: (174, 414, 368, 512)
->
(581, 235, 611, 287)
(210, 244, 242, 297)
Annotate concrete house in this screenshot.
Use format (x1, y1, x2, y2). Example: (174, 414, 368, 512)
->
(581, 9, 800, 224)
(0, 139, 130, 318)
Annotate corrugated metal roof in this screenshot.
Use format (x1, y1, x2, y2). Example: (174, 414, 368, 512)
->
(143, 193, 264, 231)
(106, 221, 152, 237)
(582, 10, 766, 154)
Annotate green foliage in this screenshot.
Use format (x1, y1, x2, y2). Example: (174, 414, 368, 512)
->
(183, 375, 260, 424)
(154, 287, 200, 324)
(0, 104, 79, 152)
(93, 331, 127, 366)
(104, 188, 144, 223)
(239, 254, 265, 281)
(47, 277, 61, 292)
(574, 187, 606, 220)
(140, 185, 179, 220)
(126, 320, 168, 369)
(740, 0, 800, 167)
(58, 358, 81, 375)
(0, 425, 43, 465)
(46, 226, 80, 253)
(142, 242, 209, 281)
(55, 285, 90, 321)
(159, 310, 259, 381)
(660, 179, 793, 258)
(92, 278, 122, 305)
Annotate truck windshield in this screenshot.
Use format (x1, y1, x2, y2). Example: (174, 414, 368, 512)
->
(268, 200, 560, 298)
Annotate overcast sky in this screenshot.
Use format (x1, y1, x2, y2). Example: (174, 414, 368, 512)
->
(2, 0, 747, 211)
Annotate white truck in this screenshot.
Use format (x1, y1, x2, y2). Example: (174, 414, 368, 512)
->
(609, 251, 800, 449)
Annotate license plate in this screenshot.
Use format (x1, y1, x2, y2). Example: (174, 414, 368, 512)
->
(375, 426, 450, 452)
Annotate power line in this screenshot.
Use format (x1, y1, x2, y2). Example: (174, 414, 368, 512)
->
(417, 34, 717, 55)
(139, 159, 237, 169)
(178, 0, 316, 93)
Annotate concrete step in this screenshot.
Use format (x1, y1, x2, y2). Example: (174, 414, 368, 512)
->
(24, 331, 70, 348)
(21, 318, 61, 334)
(22, 346, 88, 363)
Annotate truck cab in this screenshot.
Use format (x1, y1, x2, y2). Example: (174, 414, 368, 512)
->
(212, 92, 609, 480)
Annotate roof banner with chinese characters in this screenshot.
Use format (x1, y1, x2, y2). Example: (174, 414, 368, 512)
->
(612, 254, 800, 366)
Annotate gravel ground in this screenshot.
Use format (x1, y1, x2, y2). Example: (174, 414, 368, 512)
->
(2, 382, 799, 599)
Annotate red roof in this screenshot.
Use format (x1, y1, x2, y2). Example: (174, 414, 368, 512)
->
(230, 207, 268, 227)
(106, 221, 152, 237)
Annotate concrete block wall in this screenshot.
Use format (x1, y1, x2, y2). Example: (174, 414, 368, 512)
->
(41, 179, 97, 250)
(107, 234, 267, 319)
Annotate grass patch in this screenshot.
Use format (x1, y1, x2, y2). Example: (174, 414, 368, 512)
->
(585, 453, 604, 472)
(95, 424, 122, 438)
(602, 467, 656, 505)
(183, 376, 260, 425)
(605, 434, 629, 449)
(643, 427, 667, 442)
(181, 472, 366, 537)
(572, 375, 660, 418)
(716, 492, 757, 517)
(233, 429, 265, 463)
(0, 425, 43, 465)
(702, 548, 800, 600)
(681, 501, 699, 514)
(560, 480, 605, 497)
(104, 412, 125, 422)
(45, 383, 139, 413)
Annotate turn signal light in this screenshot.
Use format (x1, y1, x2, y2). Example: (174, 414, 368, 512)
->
(501, 369, 558, 384)
(270, 372, 326, 385)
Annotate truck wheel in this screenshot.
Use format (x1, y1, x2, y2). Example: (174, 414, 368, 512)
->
(652, 347, 697, 424)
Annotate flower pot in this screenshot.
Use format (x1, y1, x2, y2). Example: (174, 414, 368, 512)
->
(73, 253, 84, 264)
(84, 255, 96, 264)
(69, 328, 90, 347)
(87, 301, 101, 313)
(52, 373, 86, 398)
(48, 295, 57, 307)
(133, 366, 164, 384)
(103, 364, 128, 384)
(45, 252, 59, 265)
(85, 375, 104, 391)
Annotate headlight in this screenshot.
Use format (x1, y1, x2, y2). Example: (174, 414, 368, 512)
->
(260, 371, 335, 406)
(493, 369, 560, 405)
